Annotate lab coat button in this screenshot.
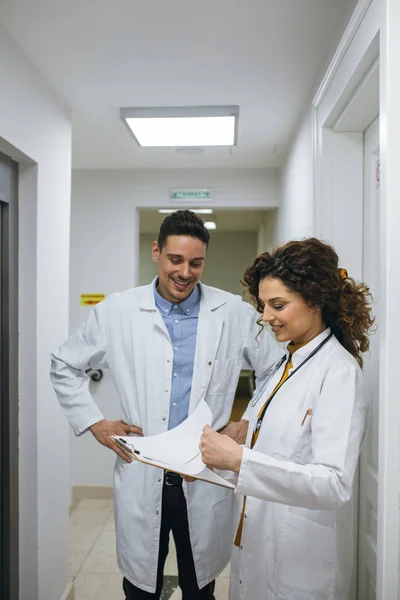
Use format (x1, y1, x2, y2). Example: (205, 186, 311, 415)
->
(164, 389, 168, 393)
(240, 545, 243, 550)
(162, 417, 166, 421)
(155, 510, 159, 515)
(239, 580, 242, 584)
(208, 361, 212, 366)
(158, 478, 162, 483)
(167, 359, 170, 363)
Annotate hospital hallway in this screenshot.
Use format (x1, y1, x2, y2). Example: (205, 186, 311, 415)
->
(2, 0, 400, 598)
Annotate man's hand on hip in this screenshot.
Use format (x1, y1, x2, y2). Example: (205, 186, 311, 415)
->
(89, 419, 143, 463)
(218, 419, 249, 445)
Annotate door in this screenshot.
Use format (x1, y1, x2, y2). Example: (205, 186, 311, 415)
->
(0, 151, 19, 600)
(357, 116, 380, 599)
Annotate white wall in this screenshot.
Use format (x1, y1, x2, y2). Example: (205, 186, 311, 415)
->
(277, 110, 314, 244)
(257, 209, 278, 254)
(139, 231, 258, 297)
(275, 0, 358, 247)
(0, 23, 71, 600)
(70, 168, 278, 487)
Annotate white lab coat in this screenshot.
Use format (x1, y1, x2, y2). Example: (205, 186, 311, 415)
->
(50, 281, 281, 593)
(229, 329, 367, 600)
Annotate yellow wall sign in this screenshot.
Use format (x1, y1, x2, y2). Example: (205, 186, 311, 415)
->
(80, 294, 105, 307)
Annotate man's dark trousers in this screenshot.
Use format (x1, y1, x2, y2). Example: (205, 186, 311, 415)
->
(123, 473, 216, 599)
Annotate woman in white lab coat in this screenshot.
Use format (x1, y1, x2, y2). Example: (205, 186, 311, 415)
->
(200, 238, 374, 600)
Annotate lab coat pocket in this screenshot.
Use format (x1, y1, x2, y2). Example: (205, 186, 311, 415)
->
(288, 506, 334, 529)
(208, 358, 241, 395)
(275, 407, 313, 461)
(278, 510, 335, 596)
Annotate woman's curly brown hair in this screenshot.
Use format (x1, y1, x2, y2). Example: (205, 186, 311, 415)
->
(242, 238, 375, 368)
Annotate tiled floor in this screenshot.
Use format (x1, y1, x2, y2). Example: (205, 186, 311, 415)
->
(69, 498, 230, 599)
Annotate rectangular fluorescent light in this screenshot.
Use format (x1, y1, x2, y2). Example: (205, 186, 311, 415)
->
(158, 209, 213, 214)
(121, 106, 239, 147)
(204, 222, 217, 230)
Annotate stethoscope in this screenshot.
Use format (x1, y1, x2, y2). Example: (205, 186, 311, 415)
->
(251, 332, 334, 434)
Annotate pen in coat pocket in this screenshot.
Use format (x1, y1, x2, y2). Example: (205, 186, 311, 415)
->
(301, 408, 313, 427)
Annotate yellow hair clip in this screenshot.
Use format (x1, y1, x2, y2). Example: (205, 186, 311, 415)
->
(339, 268, 348, 280)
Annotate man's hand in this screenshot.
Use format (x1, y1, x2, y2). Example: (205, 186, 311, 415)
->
(89, 419, 143, 463)
(200, 425, 243, 472)
(218, 419, 249, 445)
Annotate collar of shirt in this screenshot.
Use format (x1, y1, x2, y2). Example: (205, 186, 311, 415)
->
(285, 327, 331, 369)
(153, 279, 201, 315)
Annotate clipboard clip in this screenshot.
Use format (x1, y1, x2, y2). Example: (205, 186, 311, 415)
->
(111, 435, 137, 456)
(110, 435, 175, 466)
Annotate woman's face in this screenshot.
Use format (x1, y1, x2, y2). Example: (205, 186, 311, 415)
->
(258, 277, 324, 345)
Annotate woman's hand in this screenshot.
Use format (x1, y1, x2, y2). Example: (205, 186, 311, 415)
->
(200, 425, 243, 472)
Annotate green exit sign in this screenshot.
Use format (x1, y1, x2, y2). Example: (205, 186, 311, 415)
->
(170, 189, 213, 201)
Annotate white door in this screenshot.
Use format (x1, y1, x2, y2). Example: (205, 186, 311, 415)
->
(357, 116, 380, 600)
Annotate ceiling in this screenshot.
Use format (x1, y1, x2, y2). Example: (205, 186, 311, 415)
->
(139, 208, 274, 234)
(0, 0, 356, 169)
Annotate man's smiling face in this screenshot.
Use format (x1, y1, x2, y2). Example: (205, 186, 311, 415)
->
(152, 235, 206, 303)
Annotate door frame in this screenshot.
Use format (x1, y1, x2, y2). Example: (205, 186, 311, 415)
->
(312, 0, 400, 598)
(0, 150, 19, 599)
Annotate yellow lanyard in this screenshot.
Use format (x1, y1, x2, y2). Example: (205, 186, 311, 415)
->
(250, 353, 294, 447)
(234, 352, 294, 547)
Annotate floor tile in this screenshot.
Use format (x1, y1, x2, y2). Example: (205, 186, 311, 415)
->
(71, 499, 113, 526)
(80, 529, 120, 574)
(69, 500, 111, 577)
(160, 575, 179, 599)
(75, 498, 114, 512)
(69, 550, 91, 579)
(74, 572, 124, 600)
(164, 537, 178, 575)
(103, 510, 115, 530)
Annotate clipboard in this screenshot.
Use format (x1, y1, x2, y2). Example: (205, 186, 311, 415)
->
(110, 401, 235, 490)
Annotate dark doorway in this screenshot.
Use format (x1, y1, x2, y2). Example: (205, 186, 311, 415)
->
(0, 150, 19, 600)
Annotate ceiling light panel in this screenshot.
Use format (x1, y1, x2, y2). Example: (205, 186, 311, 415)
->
(121, 106, 239, 147)
(158, 208, 213, 214)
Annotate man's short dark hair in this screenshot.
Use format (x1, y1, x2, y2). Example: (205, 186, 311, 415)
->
(157, 210, 211, 251)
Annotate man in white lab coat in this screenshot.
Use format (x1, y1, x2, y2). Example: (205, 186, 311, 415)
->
(50, 210, 281, 599)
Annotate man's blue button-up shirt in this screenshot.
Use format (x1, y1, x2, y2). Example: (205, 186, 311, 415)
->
(154, 282, 200, 429)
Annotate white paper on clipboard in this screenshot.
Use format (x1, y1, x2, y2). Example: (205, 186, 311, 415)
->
(111, 400, 234, 489)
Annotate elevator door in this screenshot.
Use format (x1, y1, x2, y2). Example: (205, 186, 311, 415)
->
(0, 150, 19, 600)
